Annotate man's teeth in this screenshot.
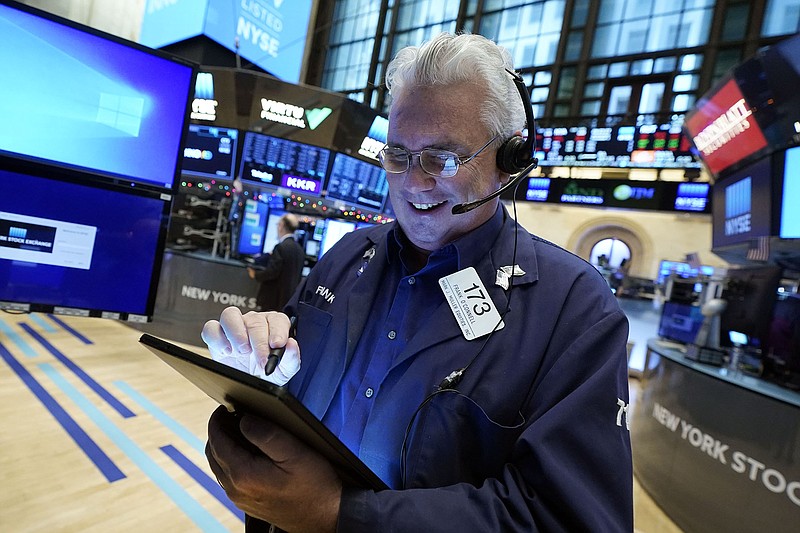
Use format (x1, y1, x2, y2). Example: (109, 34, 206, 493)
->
(412, 201, 444, 210)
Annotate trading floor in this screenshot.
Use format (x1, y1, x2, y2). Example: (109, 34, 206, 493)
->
(0, 313, 680, 532)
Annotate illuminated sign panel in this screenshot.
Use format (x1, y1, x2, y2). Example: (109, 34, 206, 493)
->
(510, 178, 709, 213)
(204, 0, 313, 83)
(525, 178, 551, 202)
(674, 183, 710, 212)
(139, 0, 206, 49)
(685, 79, 769, 176)
(140, 0, 313, 83)
(358, 116, 388, 161)
(711, 156, 773, 248)
(191, 72, 218, 121)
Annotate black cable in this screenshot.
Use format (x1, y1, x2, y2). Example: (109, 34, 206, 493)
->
(400, 185, 524, 489)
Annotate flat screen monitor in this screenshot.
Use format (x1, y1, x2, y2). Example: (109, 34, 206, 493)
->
(719, 265, 783, 348)
(779, 146, 800, 238)
(305, 239, 320, 258)
(319, 219, 356, 259)
(237, 198, 270, 257)
(767, 294, 800, 373)
(656, 260, 715, 285)
(238, 132, 329, 195)
(0, 165, 170, 320)
(0, 1, 196, 191)
(181, 124, 239, 180)
(658, 302, 705, 345)
(262, 209, 287, 255)
(325, 153, 389, 212)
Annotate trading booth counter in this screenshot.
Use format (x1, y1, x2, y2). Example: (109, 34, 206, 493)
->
(129, 250, 259, 346)
(632, 339, 800, 533)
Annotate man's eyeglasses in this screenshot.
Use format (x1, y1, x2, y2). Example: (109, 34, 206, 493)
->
(378, 134, 499, 178)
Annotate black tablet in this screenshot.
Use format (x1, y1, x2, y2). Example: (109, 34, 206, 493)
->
(138, 333, 388, 491)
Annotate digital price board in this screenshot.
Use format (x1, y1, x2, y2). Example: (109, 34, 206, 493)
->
(535, 123, 700, 169)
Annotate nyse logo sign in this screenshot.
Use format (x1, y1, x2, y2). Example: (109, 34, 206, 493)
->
(725, 177, 752, 236)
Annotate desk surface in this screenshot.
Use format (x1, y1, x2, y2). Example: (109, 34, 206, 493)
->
(647, 338, 800, 408)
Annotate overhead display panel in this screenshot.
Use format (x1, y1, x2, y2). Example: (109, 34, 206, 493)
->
(684, 77, 769, 177)
(535, 123, 700, 169)
(509, 177, 711, 214)
(685, 32, 800, 180)
(238, 131, 330, 195)
(138, 0, 206, 49)
(140, 0, 313, 83)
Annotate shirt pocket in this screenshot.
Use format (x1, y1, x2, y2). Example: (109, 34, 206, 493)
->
(404, 391, 525, 488)
(290, 301, 334, 393)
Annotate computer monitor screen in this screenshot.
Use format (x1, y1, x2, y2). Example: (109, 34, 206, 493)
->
(0, 166, 169, 320)
(720, 265, 783, 348)
(0, 2, 196, 191)
(325, 153, 389, 211)
(319, 219, 356, 258)
(305, 239, 320, 258)
(658, 302, 705, 344)
(238, 132, 329, 195)
(767, 294, 800, 372)
(237, 199, 270, 257)
(656, 260, 715, 285)
(181, 124, 239, 180)
(262, 209, 287, 255)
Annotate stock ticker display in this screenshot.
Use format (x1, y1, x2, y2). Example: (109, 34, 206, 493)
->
(535, 123, 700, 169)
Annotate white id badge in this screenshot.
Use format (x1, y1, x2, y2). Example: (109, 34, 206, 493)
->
(439, 267, 505, 340)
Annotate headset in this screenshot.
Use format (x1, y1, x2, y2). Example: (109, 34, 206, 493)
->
(452, 69, 539, 215)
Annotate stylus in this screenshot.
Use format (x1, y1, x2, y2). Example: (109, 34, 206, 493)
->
(264, 316, 296, 376)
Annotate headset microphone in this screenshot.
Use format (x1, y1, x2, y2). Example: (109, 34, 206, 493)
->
(452, 69, 538, 215)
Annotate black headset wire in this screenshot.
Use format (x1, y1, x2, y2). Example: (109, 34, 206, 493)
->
(399, 68, 535, 489)
(399, 179, 526, 489)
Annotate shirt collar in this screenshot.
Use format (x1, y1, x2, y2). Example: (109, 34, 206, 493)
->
(386, 205, 505, 271)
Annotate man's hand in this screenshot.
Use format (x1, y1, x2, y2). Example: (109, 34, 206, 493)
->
(206, 407, 342, 532)
(201, 307, 300, 385)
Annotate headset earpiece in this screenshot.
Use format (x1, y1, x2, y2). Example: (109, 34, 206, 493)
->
(495, 69, 537, 175)
(496, 135, 529, 174)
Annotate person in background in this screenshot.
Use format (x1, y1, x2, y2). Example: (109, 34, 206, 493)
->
(204, 32, 633, 532)
(247, 213, 305, 312)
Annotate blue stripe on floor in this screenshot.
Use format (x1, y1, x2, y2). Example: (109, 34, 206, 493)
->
(114, 380, 206, 454)
(40, 363, 229, 532)
(0, 342, 124, 482)
(28, 313, 59, 333)
(47, 314, 93, 344)
(0, 317, 39, 358)
(161, 444, 245, 522)
(20, 323, 136, 419)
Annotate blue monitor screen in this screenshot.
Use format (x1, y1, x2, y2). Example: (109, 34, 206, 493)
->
(237, 199, 270, 257)
(0, 2, 195, 191)
(0, 166, 169, 319)
(658, 302, 705, 345)
(780, 146, 800, 238)
(182, 124, 238, 180)
(656, 260, 715, 285)
(325, 153, 389, 211)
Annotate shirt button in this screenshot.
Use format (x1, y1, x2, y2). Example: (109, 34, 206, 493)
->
(365, 387, 374, 398)
(387, 330, 397, 340)
(408, 277, 416, 285)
